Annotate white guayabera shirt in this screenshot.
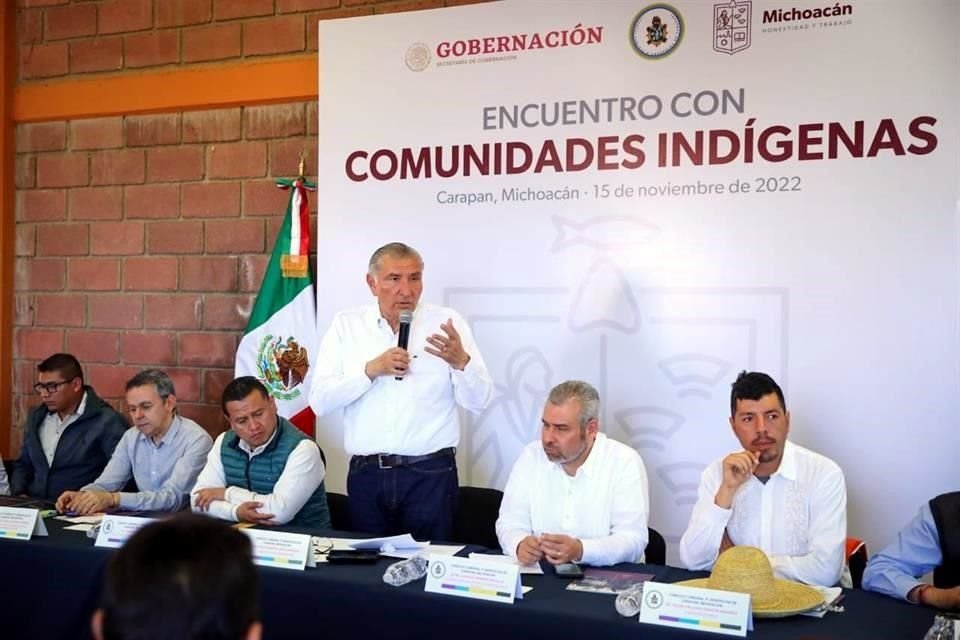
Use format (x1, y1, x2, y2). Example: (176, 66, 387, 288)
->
(679, 441, 847, 587)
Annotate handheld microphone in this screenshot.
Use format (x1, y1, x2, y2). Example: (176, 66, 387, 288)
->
(395, 310, 413, 381)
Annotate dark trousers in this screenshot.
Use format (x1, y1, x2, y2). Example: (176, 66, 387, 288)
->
(347, 453, 458, 541)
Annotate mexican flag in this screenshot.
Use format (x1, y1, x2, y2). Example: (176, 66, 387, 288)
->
(235, 178, 317, 436)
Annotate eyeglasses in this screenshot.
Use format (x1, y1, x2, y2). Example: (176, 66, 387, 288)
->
(312, 537, 333, 555)
(33, 380, 72, 395)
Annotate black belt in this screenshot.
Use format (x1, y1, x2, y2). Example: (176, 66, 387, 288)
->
(351, 447, 456, 470)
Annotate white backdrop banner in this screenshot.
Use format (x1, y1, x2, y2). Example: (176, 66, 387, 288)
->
(316, 0, 960, 560)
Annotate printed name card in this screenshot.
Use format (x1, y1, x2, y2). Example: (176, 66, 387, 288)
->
(243, 528, 314, 571)
(639, 581, 752, 637)
(424, 553, 522, 604)
(94, 515, 153, 549)
(0, 507, 48, 540)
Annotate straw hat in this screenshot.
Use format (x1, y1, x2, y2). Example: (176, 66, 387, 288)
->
(676, 546, 824, 618)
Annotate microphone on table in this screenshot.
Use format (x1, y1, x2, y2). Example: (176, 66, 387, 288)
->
(395, 310, 413, 381)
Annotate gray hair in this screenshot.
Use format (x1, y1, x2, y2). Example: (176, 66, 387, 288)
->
(367, 242, 424, 278)
(125, 368, 176, 399)
(547, 380, 600, 431)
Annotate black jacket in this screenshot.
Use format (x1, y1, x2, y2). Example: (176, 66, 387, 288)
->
(10, 386, 128, 500)
(931, 491, 960, 589)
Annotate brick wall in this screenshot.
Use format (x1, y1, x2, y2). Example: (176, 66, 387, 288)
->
(14, 103, 319, 444)
(11, 0, 488, 452)
(16, 0, 489, 80)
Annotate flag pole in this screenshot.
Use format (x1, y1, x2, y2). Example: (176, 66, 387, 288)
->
(234, 156, 318, 436)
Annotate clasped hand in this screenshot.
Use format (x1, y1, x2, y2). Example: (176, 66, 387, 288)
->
(56, 490, 113, 515)
(516, 533, 583, 565)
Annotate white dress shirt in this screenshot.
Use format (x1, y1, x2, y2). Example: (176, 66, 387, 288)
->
(310, 303, 493, 456)
(678, 441, 847, 586)
(0, 461, 9, 496)
(39, 392, 87, 465)
(496, 433, 650, 566)
(190, 427, 325, 524)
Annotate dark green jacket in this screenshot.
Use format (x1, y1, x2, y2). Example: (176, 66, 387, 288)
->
(221, 417, 330, 529)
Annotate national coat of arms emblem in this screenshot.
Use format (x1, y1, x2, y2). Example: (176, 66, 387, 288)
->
(256, 335, 309, 400)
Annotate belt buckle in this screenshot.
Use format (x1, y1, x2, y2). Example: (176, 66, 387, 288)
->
(378, 454, 395, 470)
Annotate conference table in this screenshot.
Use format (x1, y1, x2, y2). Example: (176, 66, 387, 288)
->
(0, 517, 937, 640)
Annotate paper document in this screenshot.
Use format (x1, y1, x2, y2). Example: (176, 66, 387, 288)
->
(55, 514, 104, 524)
(565, 569, 654, 594)
(468, 552, 544, 575)
(313, 536, 436, 563)
(349, 534, 428, 552)
(802, 587, 844, 618)
(383, 544, 464, 559)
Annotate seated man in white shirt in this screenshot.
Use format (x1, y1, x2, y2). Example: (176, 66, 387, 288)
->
(56, 369, 213, 515)
(496, 380, 649, 567)
(192, 376, 330, 528)
(678, 371, 847, 586)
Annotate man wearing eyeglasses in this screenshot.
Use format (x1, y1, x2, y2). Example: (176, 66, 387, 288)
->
(10, 353, 128, 501)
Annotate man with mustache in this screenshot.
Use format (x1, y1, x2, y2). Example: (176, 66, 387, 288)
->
(679, 371, 847, 586)
(55, 369, 213, 515)
(496, 380, 650, 567)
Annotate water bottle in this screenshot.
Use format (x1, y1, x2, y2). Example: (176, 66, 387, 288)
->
(383, 555, 429, 587)
(923, 615, 957, 640)
(615, 583, 645, 617)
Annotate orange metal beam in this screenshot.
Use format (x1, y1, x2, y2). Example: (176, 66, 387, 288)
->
(1, 0, 16, 458)
(13, 54, 319, 123)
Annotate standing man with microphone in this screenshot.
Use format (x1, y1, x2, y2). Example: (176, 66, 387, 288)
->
(311, 242, 492, 540)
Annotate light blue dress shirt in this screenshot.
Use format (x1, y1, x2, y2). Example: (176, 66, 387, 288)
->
(862, 502, 942, 601)
(83, 415, 213, 512)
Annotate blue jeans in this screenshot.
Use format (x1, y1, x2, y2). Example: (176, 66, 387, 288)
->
(347, 453, 458, 541)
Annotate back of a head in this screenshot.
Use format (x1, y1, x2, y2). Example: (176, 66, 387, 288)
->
(99, 514, 259, 640)
(729, 370, 786, 416)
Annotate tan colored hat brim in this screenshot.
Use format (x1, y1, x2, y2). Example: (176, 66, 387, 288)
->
(674, 578, 824, 618)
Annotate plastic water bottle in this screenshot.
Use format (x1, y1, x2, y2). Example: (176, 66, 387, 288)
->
(383, 555, 429, 587)
(615, 583, 645, 618)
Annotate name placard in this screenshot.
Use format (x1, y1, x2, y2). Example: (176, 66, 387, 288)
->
(94, 515, 153, 549)
(243, 528, 314, 571)
(639, 581, 752, 637)
(425, 553, 522, 604)
(0, 507, 48, 540)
